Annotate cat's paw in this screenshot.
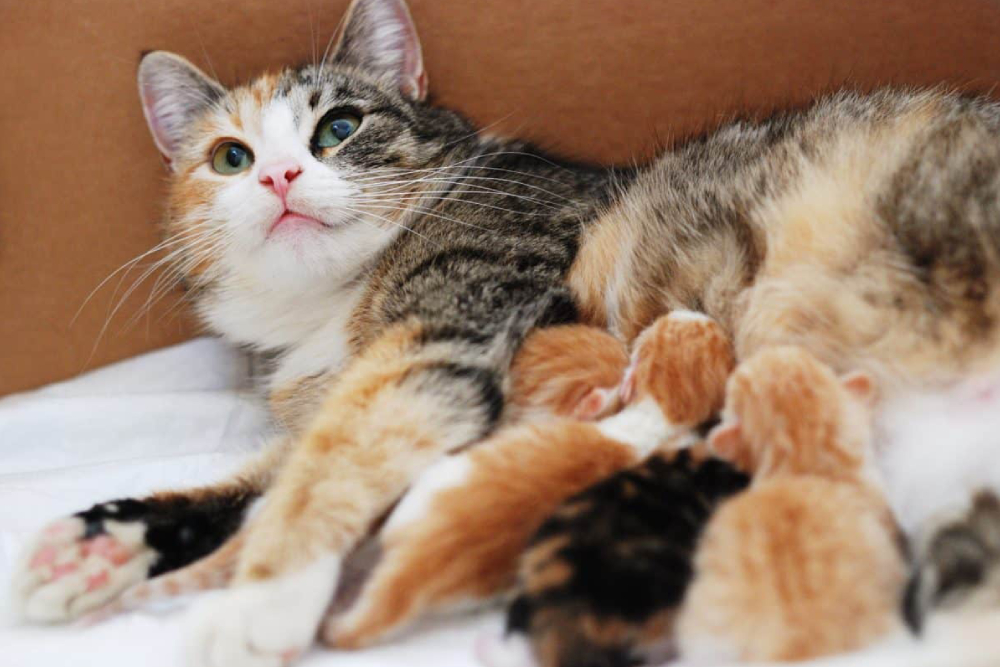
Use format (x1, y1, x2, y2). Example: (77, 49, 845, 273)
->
(11, 506, 158, 622)
(185, 556, 340, 667)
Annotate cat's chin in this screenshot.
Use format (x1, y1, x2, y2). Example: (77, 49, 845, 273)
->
(267, 211, 331, 237)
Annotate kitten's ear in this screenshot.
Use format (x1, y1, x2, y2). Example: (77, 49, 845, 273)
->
(332, 0, 428, 101)
(572, 386, 619, 421)
(137, 51, 225, 169)
(708, 421, 744, 462)
(841, 370, 877, 406)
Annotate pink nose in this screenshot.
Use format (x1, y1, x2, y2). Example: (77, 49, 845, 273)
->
(258, 161, 302, 199)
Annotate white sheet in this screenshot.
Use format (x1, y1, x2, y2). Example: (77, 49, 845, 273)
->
(0, 337, 498, 667)
(1, 338, 993, 667)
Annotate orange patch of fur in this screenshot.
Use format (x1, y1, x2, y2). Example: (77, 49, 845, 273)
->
(506, 325, 628, 421)
(630, 313, 735, 426)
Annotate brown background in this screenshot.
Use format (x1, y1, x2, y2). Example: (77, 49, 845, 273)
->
(3, 0, 1000, 396)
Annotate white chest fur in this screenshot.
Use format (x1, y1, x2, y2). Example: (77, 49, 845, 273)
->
(198, 275, 365, 391)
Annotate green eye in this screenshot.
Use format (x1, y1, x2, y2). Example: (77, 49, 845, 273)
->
(315, 113, 361, 149)
(211, 141, 253, 174)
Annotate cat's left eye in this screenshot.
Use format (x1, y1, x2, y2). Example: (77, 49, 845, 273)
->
(315, 113, 361, 149)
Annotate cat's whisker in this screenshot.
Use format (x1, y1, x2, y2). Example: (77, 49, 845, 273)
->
(359, 202, 495, 233)
(353, 166, 568, 200)
(357, 177, 568, 210)
(88, 228, 231, 356)
(354, 161, 575, 188)
(72, 230, 208, 328)
(361, 174, 573, 207)
(359, 198, 542, 230)
(342, 206, 439, 246)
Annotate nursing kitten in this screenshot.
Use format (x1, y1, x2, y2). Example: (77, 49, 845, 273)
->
(14, 0, 1000, 663)
(675, 346, 907, 663)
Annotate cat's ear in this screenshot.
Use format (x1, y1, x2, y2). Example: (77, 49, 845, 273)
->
(708, 420, 744, 462)
(332, 0, 428, 101)
(572, 386, 619, 421)
(841, 370, 877, 406)
(137, 51, 225, 169)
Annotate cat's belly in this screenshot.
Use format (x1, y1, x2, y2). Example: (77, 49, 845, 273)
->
(876, 368, 1000, 536)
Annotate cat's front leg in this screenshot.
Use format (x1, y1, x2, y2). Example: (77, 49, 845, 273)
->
(185, 321, 505, 667)
(11, 441, 285, 622)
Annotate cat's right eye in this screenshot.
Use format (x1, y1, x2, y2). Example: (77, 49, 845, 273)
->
(211, 141, 254, 175)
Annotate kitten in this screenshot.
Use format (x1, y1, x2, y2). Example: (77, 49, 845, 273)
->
(14, 0, 1000, 663)
(675, 346, 907, 663)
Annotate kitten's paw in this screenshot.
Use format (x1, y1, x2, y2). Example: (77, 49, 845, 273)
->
(11, 508, 157, 622)
(185, 556, 340, 667)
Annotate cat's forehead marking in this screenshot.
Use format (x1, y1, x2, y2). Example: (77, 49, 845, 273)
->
(260, 99, 310, 156)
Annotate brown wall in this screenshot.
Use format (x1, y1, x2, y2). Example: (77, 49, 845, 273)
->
(4, 0, 1000, 396)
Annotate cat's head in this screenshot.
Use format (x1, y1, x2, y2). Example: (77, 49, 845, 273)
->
(137, 0, 471, 347)
(709, 346, 877, 479)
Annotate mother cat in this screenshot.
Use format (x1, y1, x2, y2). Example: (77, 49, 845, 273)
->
(13, 0, 1000, 663)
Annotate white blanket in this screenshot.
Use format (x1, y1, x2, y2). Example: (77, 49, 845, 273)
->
(0, 337, 496, 667)
(1, 338, 993, 667)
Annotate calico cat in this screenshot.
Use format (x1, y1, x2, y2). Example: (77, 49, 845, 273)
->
(675, 346, 906, 663)
(13, 0, 1000, 663)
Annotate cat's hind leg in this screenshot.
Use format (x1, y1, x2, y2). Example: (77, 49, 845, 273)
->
(905, 490, 1000, 632)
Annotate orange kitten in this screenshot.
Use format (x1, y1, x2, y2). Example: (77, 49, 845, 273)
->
(675, 346, 907, 663)
(323, 311, 734, 649)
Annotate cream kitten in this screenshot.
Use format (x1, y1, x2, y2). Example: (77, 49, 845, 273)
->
(676, 346, 907, 663)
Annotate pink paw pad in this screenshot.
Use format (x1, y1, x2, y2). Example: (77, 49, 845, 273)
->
(86, 570, 110, 592)
(83, 535, 133, 565)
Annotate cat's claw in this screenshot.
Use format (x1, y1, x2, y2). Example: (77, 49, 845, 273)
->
(12, 514, 156, 622)
(184, 556, 340, 667)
